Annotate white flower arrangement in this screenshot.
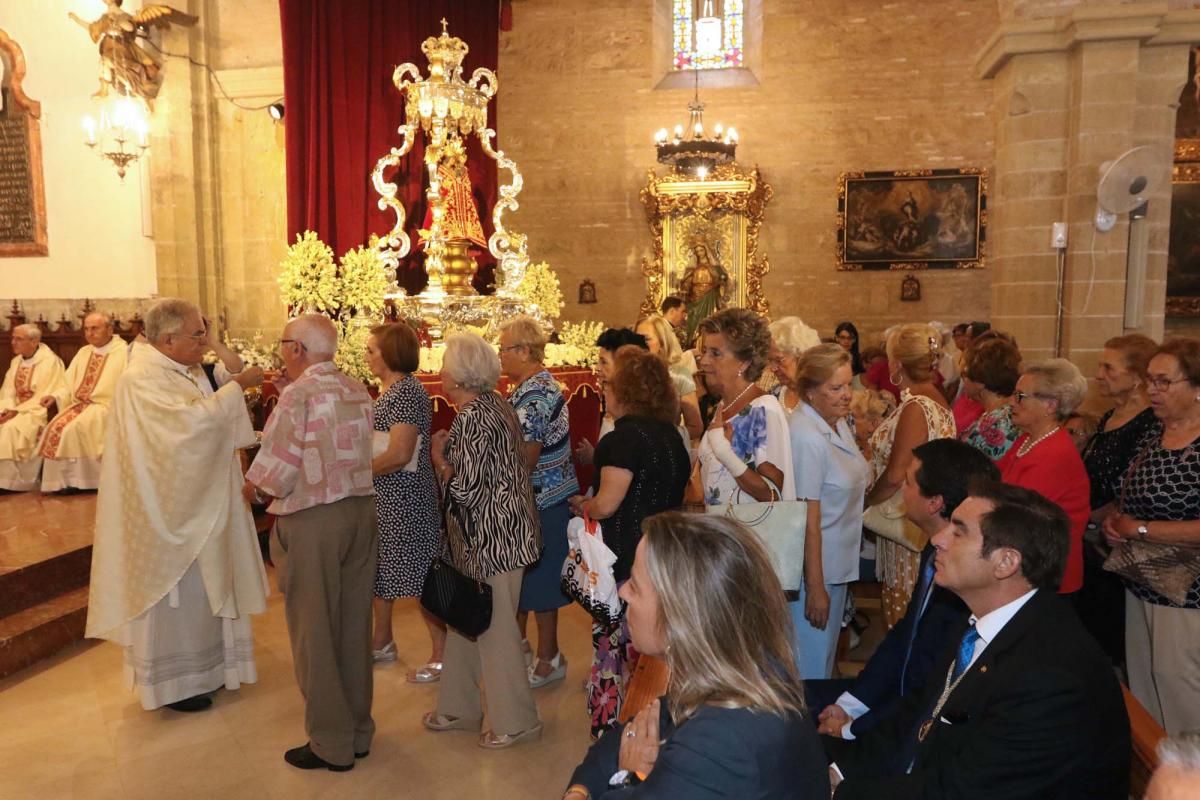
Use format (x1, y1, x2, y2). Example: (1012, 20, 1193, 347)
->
(203, 332, 281, 369)
(418, 345, 446, 375)
(278, 231, 339, 314)
(337, 245, 388, 319)
(557, 320, 606, 370)
(334, 318, 377, 387)
(514, 261, 564, 320)
(544, 342, 592, 369)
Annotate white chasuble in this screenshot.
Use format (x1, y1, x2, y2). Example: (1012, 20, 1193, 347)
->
(86, 345, 268, 645)
(40, 338, 128, 461)
(0, 343, 67, 460)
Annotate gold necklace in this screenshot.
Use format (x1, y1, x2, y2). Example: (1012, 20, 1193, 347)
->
(1017, 426, 1060, 458)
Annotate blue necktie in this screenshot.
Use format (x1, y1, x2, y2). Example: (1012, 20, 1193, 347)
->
(900, 554, 938, 693)
(951, 624, 981, 682)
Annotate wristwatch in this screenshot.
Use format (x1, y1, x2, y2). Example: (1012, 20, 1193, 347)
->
(609, 770, 643, 788)
(1136, 523, 1149, 541)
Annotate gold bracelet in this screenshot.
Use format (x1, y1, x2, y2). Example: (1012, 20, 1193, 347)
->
(563, 787, 590, 800)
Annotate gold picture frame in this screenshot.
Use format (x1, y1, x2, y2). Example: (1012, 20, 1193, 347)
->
(639, 164, 773, 337)
(1168, 139, 1200, 318)
(837, 168, 987, 270)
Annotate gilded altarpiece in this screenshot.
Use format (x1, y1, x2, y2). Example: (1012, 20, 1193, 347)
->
(639, 166, 773, 327)
(0, 30, 48, 257)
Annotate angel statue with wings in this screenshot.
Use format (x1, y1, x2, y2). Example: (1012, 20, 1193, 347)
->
(69, 0, 197, 106)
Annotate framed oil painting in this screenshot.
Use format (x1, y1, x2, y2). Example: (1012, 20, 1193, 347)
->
(1168, 141, 1200, 318)
(639, 165, 773, 343)
(837, 168, 987, 270)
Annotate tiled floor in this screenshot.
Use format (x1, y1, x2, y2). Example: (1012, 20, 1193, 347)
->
(0, 490, 889, 800)
(0, 589, 599, 800)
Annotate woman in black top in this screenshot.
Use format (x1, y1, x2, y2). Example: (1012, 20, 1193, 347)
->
(1076, 334, 1159, 667)
(570, 346, 690, 738)
(563, 513, 828, 799)
(1102, 338, 1200, 735)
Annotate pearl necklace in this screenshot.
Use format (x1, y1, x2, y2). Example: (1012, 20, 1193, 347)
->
(1017, 426, 1060, 458)
(719, 381, 756, 416)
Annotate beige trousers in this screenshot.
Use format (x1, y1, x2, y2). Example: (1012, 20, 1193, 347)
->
(1125, 590, 1200, 735)
(436, 567, 540, 736)
(273, 494, 378, 765)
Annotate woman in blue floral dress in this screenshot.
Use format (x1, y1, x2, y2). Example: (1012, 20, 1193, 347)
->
(958, 337, 1022, 462)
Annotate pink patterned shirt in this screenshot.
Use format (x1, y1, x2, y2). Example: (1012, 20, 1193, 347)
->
(246, 361, 375, 515)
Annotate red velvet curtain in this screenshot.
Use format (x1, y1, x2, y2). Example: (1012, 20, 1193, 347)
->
(280, 0, 500, 293)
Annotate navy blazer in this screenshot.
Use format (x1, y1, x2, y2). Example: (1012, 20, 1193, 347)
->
(570, 698, 829, 799)
(826, 589, 1131, 800)
(846, 544, 967, 736)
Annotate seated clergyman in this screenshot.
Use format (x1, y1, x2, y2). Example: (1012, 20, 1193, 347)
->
(39, 312, 129, 492)
(0, 324, 66, 491)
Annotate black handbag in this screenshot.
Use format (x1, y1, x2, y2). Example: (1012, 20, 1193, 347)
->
(420, 558, 493, 639)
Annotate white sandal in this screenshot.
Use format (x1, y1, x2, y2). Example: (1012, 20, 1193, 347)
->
(528, 653, 567, 689)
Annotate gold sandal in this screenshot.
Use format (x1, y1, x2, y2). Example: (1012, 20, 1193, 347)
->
(478, 721, 543, 749)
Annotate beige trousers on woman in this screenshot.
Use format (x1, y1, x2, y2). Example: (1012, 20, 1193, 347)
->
(436, 567, 540, 736)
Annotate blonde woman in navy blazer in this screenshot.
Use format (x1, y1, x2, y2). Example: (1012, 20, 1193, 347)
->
(788, 344, 871, 679)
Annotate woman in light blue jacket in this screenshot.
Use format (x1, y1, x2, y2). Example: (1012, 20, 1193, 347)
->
(788, 344, 870, 679)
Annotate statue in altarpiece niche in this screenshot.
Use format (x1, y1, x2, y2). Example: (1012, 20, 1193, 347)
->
(69, 0, 197, 107)
(680, 235, 730, 344)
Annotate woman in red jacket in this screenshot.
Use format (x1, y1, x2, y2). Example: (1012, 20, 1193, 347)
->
(997, 358, 1091, 594)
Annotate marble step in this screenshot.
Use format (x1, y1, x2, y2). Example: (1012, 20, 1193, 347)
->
(0, 586, 89, 681)
(0, 545, 92, 619)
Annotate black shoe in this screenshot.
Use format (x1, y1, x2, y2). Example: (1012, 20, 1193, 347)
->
(165, 695, 212, 712)
(355, 750, 369, 759)
(284, 743, 354, 772)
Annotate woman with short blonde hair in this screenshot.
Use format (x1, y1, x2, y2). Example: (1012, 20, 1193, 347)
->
(788, 344, 870, 678)
(998, 358, 1091, 594)
(563, 512, 829, 799)
(498, 316, 579, 689)
(636, 314, 703, 439)
(864, 323, 955, 627)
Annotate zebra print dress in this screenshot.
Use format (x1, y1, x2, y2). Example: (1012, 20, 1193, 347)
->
(444, 391, 541, 581)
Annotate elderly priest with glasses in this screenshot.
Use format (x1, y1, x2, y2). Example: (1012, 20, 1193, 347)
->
(86, 298, 268, 713)
(0, 323, 66, 491)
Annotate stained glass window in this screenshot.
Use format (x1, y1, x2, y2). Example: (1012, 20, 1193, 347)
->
(673, 0, 744, 71)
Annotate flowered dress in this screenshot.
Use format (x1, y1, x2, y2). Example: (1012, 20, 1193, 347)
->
(698, 394, 796, 505)
(867, 390, 955, 627)
(961, 404, 1020, 462)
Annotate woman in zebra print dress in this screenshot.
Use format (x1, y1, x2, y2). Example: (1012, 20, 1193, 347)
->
(423, 332, 544, 749)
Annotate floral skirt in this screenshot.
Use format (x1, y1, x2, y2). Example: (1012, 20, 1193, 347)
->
(586, 611, 640, 738)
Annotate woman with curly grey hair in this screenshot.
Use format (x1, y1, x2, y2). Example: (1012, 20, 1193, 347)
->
(696, 308, 795, 507)
(997, 357, 1090, 594)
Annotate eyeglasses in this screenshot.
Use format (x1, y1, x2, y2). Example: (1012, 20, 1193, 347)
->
(174, 332, 206, 342)
(1146, 376, 1190, 392)
(280, 339, 308, 352)
(498, 344, 527, 353)
(1014, 390, 1049, 403)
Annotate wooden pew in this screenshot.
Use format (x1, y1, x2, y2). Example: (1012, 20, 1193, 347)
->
(618, 654, 671, 725)
(1124, 684, 1166, 799)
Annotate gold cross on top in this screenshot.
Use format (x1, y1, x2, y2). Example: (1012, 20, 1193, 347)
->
(440, 18, 449, 34)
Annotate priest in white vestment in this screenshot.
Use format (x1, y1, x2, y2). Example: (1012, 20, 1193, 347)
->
(0, 324, 66, 491)
(86, 298, 268, 712)
(39, 313, 129, 492)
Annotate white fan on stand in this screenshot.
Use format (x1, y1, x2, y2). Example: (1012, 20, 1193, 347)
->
(1093, 146, 1164, 329)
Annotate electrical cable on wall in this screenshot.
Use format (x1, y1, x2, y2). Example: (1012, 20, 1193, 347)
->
(143, 38, 282, 112)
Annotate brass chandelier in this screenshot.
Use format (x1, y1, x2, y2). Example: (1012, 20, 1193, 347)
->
(653, 71, 738, 178)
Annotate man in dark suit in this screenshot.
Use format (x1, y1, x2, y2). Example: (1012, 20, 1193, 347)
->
(810, 439, 996, 747)
(827, 481, 1131, 799)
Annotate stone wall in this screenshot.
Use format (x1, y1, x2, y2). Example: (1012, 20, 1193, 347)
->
(496, 0, 1000, 347)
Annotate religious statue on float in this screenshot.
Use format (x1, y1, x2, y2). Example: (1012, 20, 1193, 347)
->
(418, 136, 488, 295)
(679, 234, 729, 344)
(68, 0, 197, 107)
